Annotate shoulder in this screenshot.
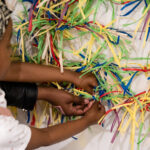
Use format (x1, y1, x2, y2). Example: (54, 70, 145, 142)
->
(0, 115, 31, 150)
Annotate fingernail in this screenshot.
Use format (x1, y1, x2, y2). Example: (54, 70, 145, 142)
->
(84, 99, 89, 104)
(54, 106, 65, 115)
(89, 101, 94, 108)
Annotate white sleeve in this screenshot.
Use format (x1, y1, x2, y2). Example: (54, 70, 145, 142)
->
(0, 89, 31, 150)
(0, 116, 31, 150)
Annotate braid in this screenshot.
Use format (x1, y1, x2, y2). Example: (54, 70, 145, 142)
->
(0, 1, 11, 39)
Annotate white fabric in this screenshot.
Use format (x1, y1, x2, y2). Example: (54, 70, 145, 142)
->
(0, 89, 31, 150)
(5, 0, 17, 11)
(0, 89, 6, 108)
(0, 2, 31, 149)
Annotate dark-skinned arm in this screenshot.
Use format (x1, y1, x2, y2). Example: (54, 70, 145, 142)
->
(26, 102, 105, 150)
(3, 62, 98, 93)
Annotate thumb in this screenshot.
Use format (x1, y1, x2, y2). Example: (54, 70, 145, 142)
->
(86, 85, 94, 94)
(91, 79, 98, 87)
(72, 96, 84, 105)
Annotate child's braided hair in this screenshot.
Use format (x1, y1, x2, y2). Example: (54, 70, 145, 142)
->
(0, 1, 11, 39)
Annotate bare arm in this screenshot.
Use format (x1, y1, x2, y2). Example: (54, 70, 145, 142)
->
(37, 87, 93, 116)
(27, 118, 88, 150)
(26, 102, 105, 150)
(3, 62, 98, 93)
(3, 62, 77, 83)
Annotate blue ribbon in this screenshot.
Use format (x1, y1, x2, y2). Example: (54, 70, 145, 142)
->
(94, 62, 106, 68)
(56, 25, 70, 31)
(23, 0, 38, 6)
(23, 0, 33, 3)
(123, 71, 138, 95)
(79, 53, 85, 59)
(121, 0, 142, 16)
(107, 100, 111, 108)
(61, 115, 65, 124)
(27, 111, 30, 123)
(121, 0, 140, 11)
(17, 29, 20, 43)
(107, 27, 133, 38)
(111, 71, 132, 96)
(72, 136, 78, 140)
(99, 89, 106, 96)
(146, 26, 150, 41)
(20, 50, 29, 62)
(144, 0, 148, 7)
(76, 66, 86, 72)
(108, 35, 120, 45)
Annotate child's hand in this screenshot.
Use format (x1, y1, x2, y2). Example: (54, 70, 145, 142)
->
(74, 73, 98, 94)
(47, 89, 93, 116)
(83, 101, 105, 126)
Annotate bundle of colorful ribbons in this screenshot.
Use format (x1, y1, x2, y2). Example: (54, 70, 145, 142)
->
(11, 0, 150, 150)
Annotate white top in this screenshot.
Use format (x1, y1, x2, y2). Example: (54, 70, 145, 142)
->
(0, 89, 31, 150)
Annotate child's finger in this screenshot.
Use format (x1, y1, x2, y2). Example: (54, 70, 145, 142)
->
(72, 96, 84, 105)
(91, 78, 98, 87)
(84, 99, 90, 104)
(85, 86, 93, 94)
(54, 106, 65, 115)
(74, 104, 85, 110)
(71, 107, 84, 116)
(83, 101, 94, 112)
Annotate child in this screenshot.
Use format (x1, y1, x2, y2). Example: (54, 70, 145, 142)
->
(0, 17, 98, 115)
(0, 0, 98, 115)
(0, 1, 105, 150)
(0, 81, 94, 115)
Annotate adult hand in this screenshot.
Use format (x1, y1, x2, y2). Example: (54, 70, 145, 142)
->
(74, 73, 98, 94)
(84, 101, 105, 125)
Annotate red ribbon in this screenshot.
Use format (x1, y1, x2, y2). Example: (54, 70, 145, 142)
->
(50, 34, 60, 66)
